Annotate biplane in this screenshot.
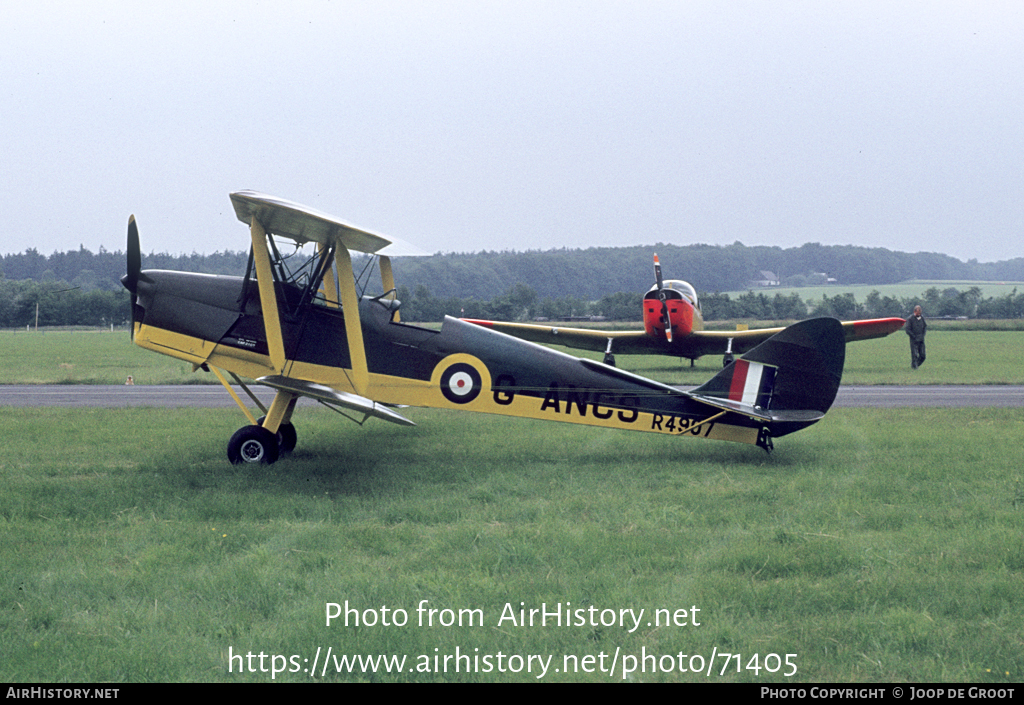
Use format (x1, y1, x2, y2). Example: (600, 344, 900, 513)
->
(122, 191, 847, 463)
(464, 255, 905, 367)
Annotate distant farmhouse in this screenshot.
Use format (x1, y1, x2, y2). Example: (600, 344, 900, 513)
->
(750, 270, 780, 288)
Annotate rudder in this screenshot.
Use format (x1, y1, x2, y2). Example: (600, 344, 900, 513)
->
(692, 318, 845, 436)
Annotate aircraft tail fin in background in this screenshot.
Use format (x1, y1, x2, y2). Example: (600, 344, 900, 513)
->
(690, 317, 845, 438)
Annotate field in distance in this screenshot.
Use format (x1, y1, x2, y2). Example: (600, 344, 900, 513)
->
(720, 280, 1024, 301)
(3, 325, 1024, 386)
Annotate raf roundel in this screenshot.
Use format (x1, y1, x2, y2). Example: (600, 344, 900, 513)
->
(440, 363, 483, 404)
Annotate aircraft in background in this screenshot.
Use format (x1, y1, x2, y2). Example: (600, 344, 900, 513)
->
(122, 192, 849, 463)
(464, 255, 905, 367)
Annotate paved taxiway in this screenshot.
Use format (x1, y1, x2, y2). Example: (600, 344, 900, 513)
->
(0, 385, 1020, 408)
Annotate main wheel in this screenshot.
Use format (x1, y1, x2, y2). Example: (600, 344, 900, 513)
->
(256, 416, 297, 454)
(227, 425, 280, 465)
(277, 423, 297, 454)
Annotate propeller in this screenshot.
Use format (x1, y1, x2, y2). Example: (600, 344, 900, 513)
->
(122, 215, 150, 340)
(653, 253, 673, 343)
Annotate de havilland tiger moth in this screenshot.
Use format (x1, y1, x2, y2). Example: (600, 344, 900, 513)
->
(122, 191, 848, 464)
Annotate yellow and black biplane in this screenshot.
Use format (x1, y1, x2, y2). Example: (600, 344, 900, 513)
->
(122, 191, 847, 463)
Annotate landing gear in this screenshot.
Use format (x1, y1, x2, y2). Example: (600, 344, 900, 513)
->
(603, 338, 616, 367)
(277, 422, 298, 454)
(227, 425, 280, 465)
(257, 415, 298, 454)
(723, 337, 735, 367)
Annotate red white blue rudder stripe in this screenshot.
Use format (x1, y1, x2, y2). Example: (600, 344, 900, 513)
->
(727, 359, 777, 408)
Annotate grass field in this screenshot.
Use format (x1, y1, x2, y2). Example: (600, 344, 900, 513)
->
(3, 326, 1024, 386)
(0, 329, 198, 385)
(721, 280, 1024, 301)
(1, 406, 1023, 682)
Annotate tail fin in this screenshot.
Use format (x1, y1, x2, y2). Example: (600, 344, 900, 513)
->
(691, 317, 845, 438)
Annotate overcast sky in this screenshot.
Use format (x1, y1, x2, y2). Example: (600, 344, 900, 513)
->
(3, 1, 1022, 264)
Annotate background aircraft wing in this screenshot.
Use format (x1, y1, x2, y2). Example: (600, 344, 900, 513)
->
(664, 316, 907, 357)
(843, 317, 907, 341)
(464, 316, 906, 358)
(461, 319, 662, 353)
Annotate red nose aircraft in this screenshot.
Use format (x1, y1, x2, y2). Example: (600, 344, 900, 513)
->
(466, 255, 905, 367)
(644, 253, 699, 344)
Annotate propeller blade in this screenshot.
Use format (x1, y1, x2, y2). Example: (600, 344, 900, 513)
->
(123, 215, 146, 340)
(125, 215, 141, 295)
(653, 253, 672, 341)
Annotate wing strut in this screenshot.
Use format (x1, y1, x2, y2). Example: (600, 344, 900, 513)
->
(249, 217, 288, 373)
(209, 365, 260, 426)
(335, 247, 369, 396)
(379, 255, 400, 322)
(318, 243, 341, 309)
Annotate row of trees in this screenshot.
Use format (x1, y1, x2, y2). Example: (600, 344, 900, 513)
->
(395, 284, 1024, 323)
(0, 247, 249, 292)
(6, 241, 1024, 301)
(3, 276, 1022, 329)
(0, 279, 129, 329)
(387, 243, 1024, 301)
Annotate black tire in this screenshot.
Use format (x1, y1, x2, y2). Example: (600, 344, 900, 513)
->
(277, 423, 297, 454)
(256, 416, 298, 454)
(227, 425, 280, 465)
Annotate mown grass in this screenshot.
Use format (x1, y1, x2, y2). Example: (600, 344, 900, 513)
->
(2, 406, 1022, 682)
(0, 330, 198, 385)
(568, 328, 1024, 386)
(3, 327, 1024, 386)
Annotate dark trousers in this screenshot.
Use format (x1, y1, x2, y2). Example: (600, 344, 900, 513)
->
(910, 339, 926, 369)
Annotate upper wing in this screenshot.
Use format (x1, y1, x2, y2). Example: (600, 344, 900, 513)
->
(463, 316, 906, 358)
(229, 190, 426, 256)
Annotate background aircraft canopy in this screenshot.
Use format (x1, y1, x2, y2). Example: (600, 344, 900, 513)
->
(649, 279, 699, 309)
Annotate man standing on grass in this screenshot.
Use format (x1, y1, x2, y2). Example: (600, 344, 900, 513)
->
(905, 305, 927, 369)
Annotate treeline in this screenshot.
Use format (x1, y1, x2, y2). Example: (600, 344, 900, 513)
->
(3, 241, 1024, 328)
(0, 247, 248, 290)
(3, 276, 1022, 330)
(396, 284, 1024, 323)
(388, 242, 1024, 300)
(0, 279, 129, 329)
(5, 241, 1024, 302)
(703, 287, 1024, 320)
